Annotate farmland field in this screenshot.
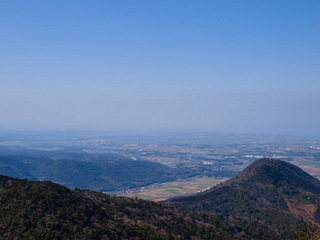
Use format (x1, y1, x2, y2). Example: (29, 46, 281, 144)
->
(121, 177, 228, 201)
(294, 159, 320, 179)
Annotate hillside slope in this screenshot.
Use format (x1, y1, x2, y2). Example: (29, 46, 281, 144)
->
(2, 158, 320, 239)
(0, 174, 279, 240)
(171, 158, 320, 238)
(0, 155, 198, 191)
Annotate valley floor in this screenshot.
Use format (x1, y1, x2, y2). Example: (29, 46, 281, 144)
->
(120, 176, 228, 201)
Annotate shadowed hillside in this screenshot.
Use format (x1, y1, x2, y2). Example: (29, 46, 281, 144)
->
(0, 155, 200, 191)
(2, 158, 320, 239)
(0, 174, 279, 240)
(171, 158, 320, 238)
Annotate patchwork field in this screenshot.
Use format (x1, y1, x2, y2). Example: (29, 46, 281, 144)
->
(119, 159, 320, 201)
(294, 159, 320, 179)
(121, 177, 228, 201)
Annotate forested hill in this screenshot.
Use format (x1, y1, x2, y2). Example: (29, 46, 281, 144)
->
(2, 159, 320, 239)
(0, 174, 281, 240)
(0, 154, 238, 192)
(171, 158, 320, 238)
(0, 155, 199, 191)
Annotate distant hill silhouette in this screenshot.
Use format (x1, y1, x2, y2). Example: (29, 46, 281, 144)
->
(0, 155, 236, 191)
(171, 158, 320, 238)
(0, 155, 199, 191)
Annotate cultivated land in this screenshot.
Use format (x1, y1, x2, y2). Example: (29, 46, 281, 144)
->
(294, 159, 320, 179)
(1, 131, 320, 195)
(121, 177, 228, 201)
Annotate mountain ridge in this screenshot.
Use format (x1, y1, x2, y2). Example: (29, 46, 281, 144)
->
(0, 174, 278, 239)
(0, 154, 236, 192)
(1, 158, 320, 239)
(171, 158, 320, 238)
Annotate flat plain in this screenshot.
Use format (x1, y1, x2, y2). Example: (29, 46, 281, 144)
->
(121, 177, 228, 201)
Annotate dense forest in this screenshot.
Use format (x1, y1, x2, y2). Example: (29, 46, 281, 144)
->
(0, 174, 278, 240)
(1, 159, 320, 239)
(171, 158, 320, 239)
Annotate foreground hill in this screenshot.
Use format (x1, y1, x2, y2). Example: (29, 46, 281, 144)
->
(171, 158, 320, 238)
(2, 158, 320, 239)
(0, 174, 279, 240)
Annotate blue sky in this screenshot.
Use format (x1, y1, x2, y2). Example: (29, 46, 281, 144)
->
(0, 1, 319, 135)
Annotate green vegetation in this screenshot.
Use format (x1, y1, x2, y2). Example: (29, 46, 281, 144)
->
(0, 155, 202, 191)
(2, 158, 320, 239)
(0, 174, 277, 239)
(171, 158, 320, 239)
(297, 225, 320, 240)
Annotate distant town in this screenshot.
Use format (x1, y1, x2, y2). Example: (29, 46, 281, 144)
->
(1, 130, 320, 198)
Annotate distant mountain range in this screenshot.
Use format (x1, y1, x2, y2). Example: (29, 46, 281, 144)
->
(1, 158, 320, 239)
(0, 155, 197, 191)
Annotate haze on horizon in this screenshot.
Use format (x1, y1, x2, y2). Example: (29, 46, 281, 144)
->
(0, 1, 319, 136)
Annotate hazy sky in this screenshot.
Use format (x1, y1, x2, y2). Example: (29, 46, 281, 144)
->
(0, 1, 319, 135)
